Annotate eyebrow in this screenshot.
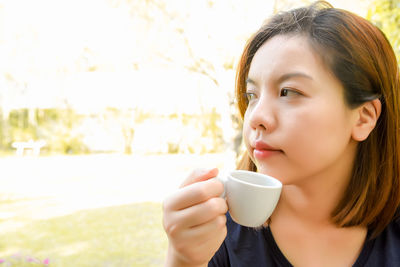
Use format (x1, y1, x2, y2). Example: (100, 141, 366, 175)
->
(246, 72, 313, 85)
(245, 78, 256, 85)
(277, 72, 313, 83)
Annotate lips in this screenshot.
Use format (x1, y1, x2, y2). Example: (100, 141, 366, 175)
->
(253, 140, 282, 159)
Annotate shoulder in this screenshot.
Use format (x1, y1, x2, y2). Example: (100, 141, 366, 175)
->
(386, 214, 400, 240)
(371, 210, 400, 243)
(364, 216, 400, 266)
(379, 213, 400, 244)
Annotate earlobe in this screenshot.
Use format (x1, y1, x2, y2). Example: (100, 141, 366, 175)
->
(351, 99, 382, 141)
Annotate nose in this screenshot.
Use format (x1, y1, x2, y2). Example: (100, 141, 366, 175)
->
(246, 95, 277, 133)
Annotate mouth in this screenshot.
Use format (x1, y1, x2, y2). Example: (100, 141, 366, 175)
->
(253, 140, 283, 159)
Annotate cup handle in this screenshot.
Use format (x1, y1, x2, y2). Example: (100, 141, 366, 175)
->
(214, 175, 227, 198)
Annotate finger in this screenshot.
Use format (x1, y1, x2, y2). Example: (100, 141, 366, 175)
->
(175, 197, 228, 229)
(180, 168, 219, 188)
(174, 215, 227, 253)
(166, 178, 224, 211)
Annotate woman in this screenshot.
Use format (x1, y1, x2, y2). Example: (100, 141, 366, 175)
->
(163, 1, 400, 266)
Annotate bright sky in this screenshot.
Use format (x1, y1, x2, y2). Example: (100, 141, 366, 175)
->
(0, 0, 372, 113)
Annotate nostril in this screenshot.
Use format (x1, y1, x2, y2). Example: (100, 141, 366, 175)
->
(259, 124, 267, 130)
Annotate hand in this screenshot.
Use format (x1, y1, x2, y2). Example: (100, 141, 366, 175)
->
(163, 168, 228, 267)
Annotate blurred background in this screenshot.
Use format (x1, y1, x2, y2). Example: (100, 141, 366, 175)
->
(0, 0, 398, 266)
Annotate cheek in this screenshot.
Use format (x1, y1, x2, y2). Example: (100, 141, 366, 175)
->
(285, 106, 353, 164)
(242, 110, 257, 160)
(242, 117, 252, 148)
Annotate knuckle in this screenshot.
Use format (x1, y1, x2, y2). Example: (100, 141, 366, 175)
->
(163, 216, 180, 238)
(162, 212, 169, 232)
(205, 198, 220, 214)
(215, 215, 227, 228)
(195, 183, 209, 200)
(207, 197, 227, 215)
(162, 216, 168, 231)
(165, 222, 180, 239)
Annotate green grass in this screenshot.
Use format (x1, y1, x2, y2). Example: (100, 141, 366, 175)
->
(0, 202, 168, 267)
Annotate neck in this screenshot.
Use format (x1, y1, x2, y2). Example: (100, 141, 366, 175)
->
(276, 179, 344, 226)
(271, 143, 357, 228)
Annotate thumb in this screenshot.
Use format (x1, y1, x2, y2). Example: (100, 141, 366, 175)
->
(180, 168, 219, 188)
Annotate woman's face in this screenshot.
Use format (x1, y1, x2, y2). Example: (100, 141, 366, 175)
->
(243, 34, 360, 185)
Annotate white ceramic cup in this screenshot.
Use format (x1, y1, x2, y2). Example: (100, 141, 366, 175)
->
(216, 170, 282, 227)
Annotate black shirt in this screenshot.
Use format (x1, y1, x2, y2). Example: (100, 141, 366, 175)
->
(209, 213, 400, 267)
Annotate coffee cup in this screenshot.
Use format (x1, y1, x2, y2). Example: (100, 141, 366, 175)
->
(216, 170, 282, 227)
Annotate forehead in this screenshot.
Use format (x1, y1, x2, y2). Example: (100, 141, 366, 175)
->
(248, 34, 331, 82)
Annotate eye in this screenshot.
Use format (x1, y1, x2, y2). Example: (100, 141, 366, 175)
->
(280, 88, 301, 97)
(244, 92, 257, 103)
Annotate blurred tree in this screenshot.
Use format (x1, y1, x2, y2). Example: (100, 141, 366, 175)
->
(36, 108, 88, 154)
(367, 0, 400, 62)
(273, 0, 312, 13)
(107, 0, 239, 153)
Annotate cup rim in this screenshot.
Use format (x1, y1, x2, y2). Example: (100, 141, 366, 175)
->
(229, 170, 282, 188)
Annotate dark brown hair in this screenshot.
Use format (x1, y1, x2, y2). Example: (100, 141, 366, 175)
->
(236, 1, 400, 238)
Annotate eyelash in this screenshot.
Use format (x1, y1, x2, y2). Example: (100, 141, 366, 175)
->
(244, 88, 301, 103)
(244, 92, 257, 103)
(281, 87, 305, 97)
(280, 88, 292, 97)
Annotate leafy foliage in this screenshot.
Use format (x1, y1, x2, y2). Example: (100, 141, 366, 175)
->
(367, 0, 400, 62)
(1, 108, 88, 155)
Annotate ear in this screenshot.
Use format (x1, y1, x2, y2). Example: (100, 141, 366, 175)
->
(351, 99, 381, 141)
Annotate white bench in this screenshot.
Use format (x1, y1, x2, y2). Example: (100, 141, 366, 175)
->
(12, 140, 46, 156)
